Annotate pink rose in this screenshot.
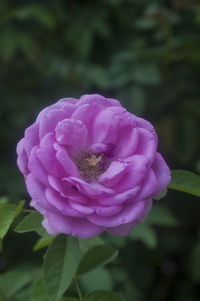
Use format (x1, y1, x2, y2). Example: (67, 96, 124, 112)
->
(17, 94, 170, 238)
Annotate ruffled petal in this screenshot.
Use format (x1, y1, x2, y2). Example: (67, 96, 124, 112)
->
(106, 220, 137, 236)
(114, 119, 139, 158)
(88, 200, 146, 227)
(136, 199, 152, 222)
(152, 152, 171, 196)
(71, 103, 102, 140)
(45, 212, 104, 238)
(37, 133, 65, 178)
(134, 128, 158, 165)
(95, 205, 122, 217)
(54, 143, 80, 177)
(24, 123, 39, 156)
(25, 174, 55, 212)
(64, 177, 114, 198)
(92, 109, 120, 144)
(99, 161, 128, 187)
(55, 118, 88, 153)
(69, 201, 95, 215)
(116, 155, 148, 192)
(16, 138, 29, 175)
(77, 94, 121, 107)
(131, 169, 158, 202)
(39, 109, 67, 139)
(45, 188, 82, 217)
(98, 186, 140, 205)
(28, 146, 49, 185)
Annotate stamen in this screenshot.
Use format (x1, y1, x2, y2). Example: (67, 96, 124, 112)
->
(75, 151, 110, 181)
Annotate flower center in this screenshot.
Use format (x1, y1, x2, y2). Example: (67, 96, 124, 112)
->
(75, 151, 110, 181)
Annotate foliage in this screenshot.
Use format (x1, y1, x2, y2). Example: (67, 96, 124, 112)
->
(1, 0, 200, 300)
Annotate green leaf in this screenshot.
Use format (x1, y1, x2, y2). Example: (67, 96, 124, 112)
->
(132, 63, 162, 85)
(0, 239, 2, 253)
(80, 267, 113, 292)
(154, 189, 167, 201)
(0, 197, 9, 205)
(61, 297, 79, 301)
(43, 235, 81, 301)
(0, 269, 32, 298)
(79, 236, 104, 253)
(31, 274, 49, 301)
(15, 211, 47, 236)
(84, 290, 125, 301)
(189, 242, 200, 282)
(77, 244, 118, 276)
(145, 205, 179, 227)
(0, 201, 24, 239)
(129, 224, 158, 249)
(168, 170, 200, 197)
(33, 235, 54, 251)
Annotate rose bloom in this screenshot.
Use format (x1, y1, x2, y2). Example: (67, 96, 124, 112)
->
(17, 94, 170, 238)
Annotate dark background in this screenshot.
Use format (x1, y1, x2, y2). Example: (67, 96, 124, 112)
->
(0, 0, 200, 300)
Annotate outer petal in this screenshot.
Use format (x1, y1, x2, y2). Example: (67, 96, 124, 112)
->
(114, 119, 139, 158)
(97, 186, 140, 205)
(77, 94, 121, 107)
(28, 146, 49, 185)
(136, 199, 152, 222)
(115, 155, 148, 192)
(45, 212, 104, 238)
(24, 123, 39, 156)
(131, 169, 158, 203)
(92, 109, 120, 144)
(45, 188, 82, 217)
(25, 174, 56, 212)
(64, 177, 114, 198)
(135, 128, 158, 165)
(16, 138, 29, 175)
(37, 133, 65, 178)
(106, 220, 137, 236)
(39, 109, 67, 139)
(88, 200, 146, 227)
(152, 152, 171, 196)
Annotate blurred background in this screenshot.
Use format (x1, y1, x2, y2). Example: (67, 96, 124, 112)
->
(0, 0, 200, 300)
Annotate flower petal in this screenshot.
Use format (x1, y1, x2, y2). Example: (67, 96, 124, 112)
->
(78, 94, 120, 107)
(54, 143, 80, 177)
(45, 188, 82, 217)
(152, 152, 171, 196)
(24, 123, 39, 156)
(55, 118, 88, 153)
(99, 161, 128, 187)
(88, 200, 146, 227)
(16, 138, 29, 175)
(116, 155, 148, 192)
(45, 212, 104, 238)
(64, 177, 114, 198)
(28, 146, 49, 185)
(106, 220, 137, 236)
(39, 109, 67, 139)
(37, 133, 65, 178)
(135, 128, 158, 165)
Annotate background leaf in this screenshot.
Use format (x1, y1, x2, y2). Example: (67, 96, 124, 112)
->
(0, 201, 24, 239)
(169, 170, 200, 197)
(15, 211, 47, 236)
(77, 244, 118, 276)
(43, 235, 80, 301)
(84, 290, 125, 301)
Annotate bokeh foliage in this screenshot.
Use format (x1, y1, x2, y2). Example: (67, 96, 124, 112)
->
(0, 0, 200, 300)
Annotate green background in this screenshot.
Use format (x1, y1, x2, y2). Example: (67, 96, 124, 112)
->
(0, 0, 200, 300)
